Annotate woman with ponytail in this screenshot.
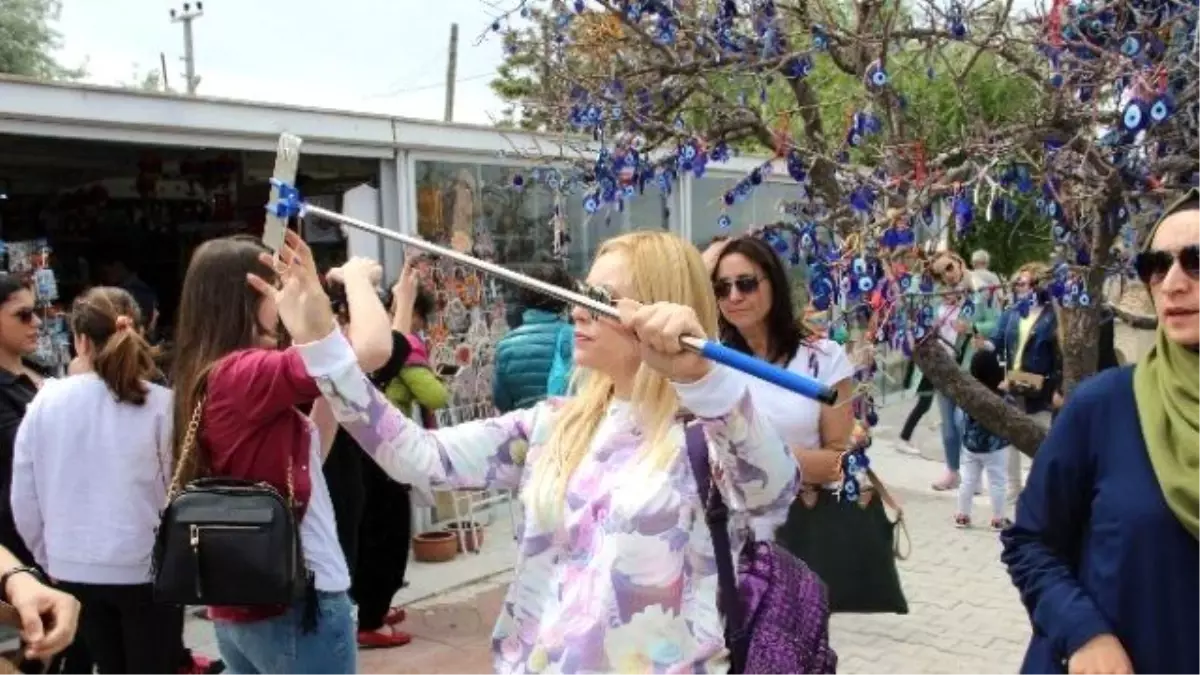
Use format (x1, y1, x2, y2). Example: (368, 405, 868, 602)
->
(1001, 190, 1199, 674)
(9, 286, 180, 674)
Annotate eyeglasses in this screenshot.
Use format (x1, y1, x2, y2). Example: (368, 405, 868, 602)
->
(714, 276, 762, 299)
(12, 309, 35, 324)
(1135, 244, 1200, 285)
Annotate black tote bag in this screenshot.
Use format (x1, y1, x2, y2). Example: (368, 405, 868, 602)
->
(775, 469, 910, 614)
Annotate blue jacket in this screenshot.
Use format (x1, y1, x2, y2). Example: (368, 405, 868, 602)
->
(1001, 368, 1198, 674)
(546, 324, 574, 397)
(493, 309, 571, 412)
(990, 305, 1061, 413)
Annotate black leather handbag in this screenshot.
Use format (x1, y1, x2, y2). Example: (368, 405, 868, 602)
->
(152, 398, 309, 606)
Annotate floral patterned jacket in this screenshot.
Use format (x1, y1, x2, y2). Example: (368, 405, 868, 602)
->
(299, 330, 798, 674)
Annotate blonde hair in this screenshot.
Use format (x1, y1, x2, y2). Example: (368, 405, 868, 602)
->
(525, 231, 720, 526)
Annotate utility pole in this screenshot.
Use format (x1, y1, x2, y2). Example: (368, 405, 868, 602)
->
(444, 23, 459, 122)
(169, 2, 204, 95)
(159, 52, 171, 92)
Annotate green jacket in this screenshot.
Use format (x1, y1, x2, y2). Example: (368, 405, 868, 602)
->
(385, 365, 451, 419)
(912, 282, 1001, 394)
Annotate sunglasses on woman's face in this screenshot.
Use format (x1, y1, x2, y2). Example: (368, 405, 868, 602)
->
(714, 276, 761, 299)
(1135, 244, 1200, 285)
(11, 308, 35, 325)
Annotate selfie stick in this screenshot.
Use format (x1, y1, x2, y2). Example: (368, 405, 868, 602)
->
(265, 134, 837, 405)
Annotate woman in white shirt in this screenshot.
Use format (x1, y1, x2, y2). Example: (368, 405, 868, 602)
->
(10, 286, 178, 674)
(707, 236, 857, 528)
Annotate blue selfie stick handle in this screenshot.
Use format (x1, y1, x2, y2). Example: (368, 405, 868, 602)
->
(697, 340, 838, 405)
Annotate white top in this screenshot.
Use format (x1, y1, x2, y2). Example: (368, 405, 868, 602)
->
(10, 374, 173, 584)
(937, 303, 964, 357)
(737, 338, 856, 450)
(298, 423, 351, 592)
(735, 339, 855, 539)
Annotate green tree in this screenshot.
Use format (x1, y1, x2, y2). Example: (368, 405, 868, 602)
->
(0, 0, 85, 80)
(123, 64, 171, 93)
(484, 0, 1197, 455)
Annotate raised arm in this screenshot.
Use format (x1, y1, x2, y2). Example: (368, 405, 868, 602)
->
(674, 365, 798, 518)
(297, 328, 541, 493)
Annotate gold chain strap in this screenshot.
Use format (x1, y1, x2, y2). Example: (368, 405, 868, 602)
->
(165, 397, 206, 505)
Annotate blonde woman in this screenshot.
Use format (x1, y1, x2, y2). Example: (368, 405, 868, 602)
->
(251, 231, 797, 674)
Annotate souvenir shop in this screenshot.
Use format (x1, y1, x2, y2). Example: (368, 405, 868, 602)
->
(0, 131, 379, 373)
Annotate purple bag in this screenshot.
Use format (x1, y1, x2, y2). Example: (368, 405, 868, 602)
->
(685, 423, 837, 674)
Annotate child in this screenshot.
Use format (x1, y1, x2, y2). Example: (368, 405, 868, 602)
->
(955, 349, 1014, 530)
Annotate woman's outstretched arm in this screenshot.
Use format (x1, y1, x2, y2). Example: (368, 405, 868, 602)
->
(298, 328, 541, 493)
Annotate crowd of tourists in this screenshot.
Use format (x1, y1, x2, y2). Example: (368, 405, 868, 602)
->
(0, 192, 1193, 675)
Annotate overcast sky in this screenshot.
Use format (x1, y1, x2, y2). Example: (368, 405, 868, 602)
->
(53, 0, 511, 124)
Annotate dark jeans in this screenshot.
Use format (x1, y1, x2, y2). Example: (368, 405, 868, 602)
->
(323, 430, 366, 573)
(353, 459, 412, 631)
(900, 376, 935, 442)
(55, 582, 184, 674)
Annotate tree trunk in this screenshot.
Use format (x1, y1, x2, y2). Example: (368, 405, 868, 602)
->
(1058, 305, 1099, 395)
(911, 339, 1049, 458)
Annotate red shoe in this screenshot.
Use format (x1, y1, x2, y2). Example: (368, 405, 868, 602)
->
(954, 514, 971, 529)
(384, 606, 407, 626)
(358, 626, 413, 649)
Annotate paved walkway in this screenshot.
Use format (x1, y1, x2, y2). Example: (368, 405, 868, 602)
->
(187, 397, 1034, 673)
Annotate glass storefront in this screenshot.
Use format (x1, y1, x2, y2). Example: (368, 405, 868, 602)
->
(689, 173, 807, 246)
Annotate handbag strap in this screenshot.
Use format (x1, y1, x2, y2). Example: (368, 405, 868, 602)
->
(683, 422, 746, 649)
(865, 468, 912, 561)
(164, 397, 297, 509)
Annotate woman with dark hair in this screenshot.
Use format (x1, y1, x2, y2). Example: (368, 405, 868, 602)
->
(170, 233, 392, 673)
(0, 275, 43, 571)
(351, 266, 444, 650)
(711, 237, 856, 529)
(492, 263, 574, 411)
(1001, 191, 1199, 674)
(10, 287, 178, 674)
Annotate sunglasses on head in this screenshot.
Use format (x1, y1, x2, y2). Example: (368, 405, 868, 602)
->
(1134, 244, 1200, 285)
(12, 309, 35, 324)
(714, 276, 761, 299)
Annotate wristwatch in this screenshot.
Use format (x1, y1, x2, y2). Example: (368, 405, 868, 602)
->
(0, 566, 45, 604)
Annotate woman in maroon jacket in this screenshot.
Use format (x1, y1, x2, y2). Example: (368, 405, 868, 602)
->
(169, 234, 392, 674)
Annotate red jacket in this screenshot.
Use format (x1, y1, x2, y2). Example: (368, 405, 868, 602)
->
(200, 347, 319, 623)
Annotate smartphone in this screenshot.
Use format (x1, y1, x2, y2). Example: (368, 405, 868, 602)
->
(263, 133, 304, 257)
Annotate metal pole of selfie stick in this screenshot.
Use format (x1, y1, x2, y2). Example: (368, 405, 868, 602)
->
(265, 135, 837, 405)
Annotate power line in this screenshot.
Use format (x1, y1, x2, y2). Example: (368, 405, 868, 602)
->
(367, 72, 494, 99)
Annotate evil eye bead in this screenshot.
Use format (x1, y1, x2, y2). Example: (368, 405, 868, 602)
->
(1149, 96, 1172, 124)
(1121, 35, 1141, 56)
(871, 69, 888, 87)
(1079, 292, 1091, 306)
(717, 214, 732, 229)
(852, 257, 867, 275)
(960, 302, 975, 318)
(681, 145, 697, 161)
(583, 194, 600, 214)
(858, 277, 875, 293)
(899, 275, 912, 291)
(1122, 100, 1149, 132)
(913, 325, 926, 339)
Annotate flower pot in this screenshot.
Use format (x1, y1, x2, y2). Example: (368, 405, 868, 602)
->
(412, 531, 458, 563)
(444, 520, 486, 553)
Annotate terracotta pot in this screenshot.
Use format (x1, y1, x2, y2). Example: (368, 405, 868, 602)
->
(444, 520, 486, 553)
(412, 531, 458, 563)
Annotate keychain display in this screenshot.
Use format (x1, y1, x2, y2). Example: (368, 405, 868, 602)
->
(1, 238, 69, 374)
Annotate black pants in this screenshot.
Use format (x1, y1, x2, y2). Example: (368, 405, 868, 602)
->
(353, 459, 412, 631)
(900, 375, 935, 442)
(323, 429, 366, 572)
(55, 582, 183, 674)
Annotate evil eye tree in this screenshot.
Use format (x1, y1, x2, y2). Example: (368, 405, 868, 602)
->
(485, 0, 1198, 455)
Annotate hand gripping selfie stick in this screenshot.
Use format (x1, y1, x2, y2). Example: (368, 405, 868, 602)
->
(264, 134, 837, 405)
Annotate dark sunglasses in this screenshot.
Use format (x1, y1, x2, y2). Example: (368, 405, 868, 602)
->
(714, 276, 761, 299)
(12, 309, 35, 324)
(1135, 244, 1200, 285)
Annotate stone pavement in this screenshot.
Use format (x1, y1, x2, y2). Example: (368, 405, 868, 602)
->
(185, 395, 1034, 673)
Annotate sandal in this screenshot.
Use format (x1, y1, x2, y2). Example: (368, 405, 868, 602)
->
(384, 606, 408, 627)
(357, 625, 413, 649)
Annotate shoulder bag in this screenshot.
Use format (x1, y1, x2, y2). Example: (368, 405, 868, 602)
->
(151, 397, 311, 606)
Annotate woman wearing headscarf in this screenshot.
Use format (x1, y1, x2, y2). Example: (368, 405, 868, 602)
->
(1000, 190, 1199, 674)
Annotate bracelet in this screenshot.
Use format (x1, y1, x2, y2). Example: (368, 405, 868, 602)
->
(0, 566, 45, 604)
